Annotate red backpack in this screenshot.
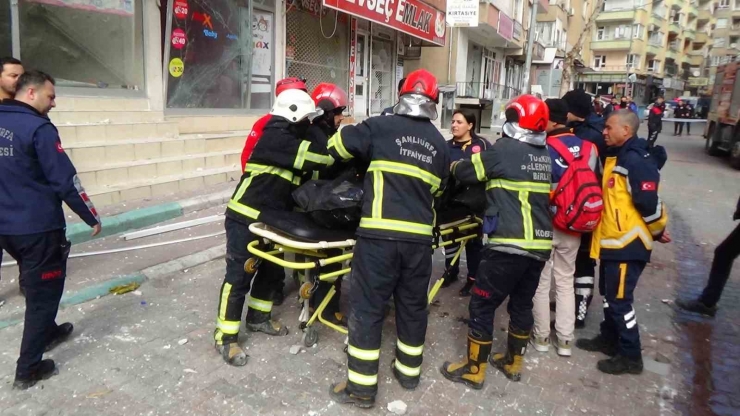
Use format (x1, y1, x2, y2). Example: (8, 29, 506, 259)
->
(546, 138, 603, 233)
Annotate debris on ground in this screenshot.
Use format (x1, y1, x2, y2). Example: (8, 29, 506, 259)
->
(178, 338, 189, 346)
(661, 299, 672, 305)
(387, 400, 408, 415)
(132, 290, 143, 296)
(289, 345, 302, 355)
(183, 369, 197, 374)
(660, 386, 677, 400)
(109, 282, 141, 295)
(655, 352, 671, 364)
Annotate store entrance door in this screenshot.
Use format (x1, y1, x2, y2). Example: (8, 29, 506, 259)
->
(354, 31, 369, 117)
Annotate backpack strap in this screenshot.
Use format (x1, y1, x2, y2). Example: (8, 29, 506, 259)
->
(546, 137, 577, 165)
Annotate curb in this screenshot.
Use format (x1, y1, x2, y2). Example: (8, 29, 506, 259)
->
(66, 190, 232, 245)
(0, 244, 226, 330)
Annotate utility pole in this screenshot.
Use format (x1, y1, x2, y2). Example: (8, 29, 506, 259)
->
(522, 0, 539, 94)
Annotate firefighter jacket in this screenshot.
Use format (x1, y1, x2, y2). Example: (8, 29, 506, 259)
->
(0, 100, 100, 235)
(590, 136, 668, 262)
(226, 117, 335, 224)
(447, 134, 488, 162)
(452, 136, 553, 261)
(326, 115, 450, 244)
(240, 114, 272, 172)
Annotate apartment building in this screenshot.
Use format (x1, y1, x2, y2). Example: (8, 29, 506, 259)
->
(685, 0, 715, 96)
(411, 0, 548, 129)
(530, 0, 589, 97)
(701, 0, 740, 96)
(578, 0, 702, 106)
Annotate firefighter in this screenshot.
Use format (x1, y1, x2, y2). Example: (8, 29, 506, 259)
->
(577, 110, 670, 375)
(214, 89, 335, 366)
(441, 95, 553, 388)
(238, 77, 307, 306)
(327, 69, 450, 408)
(307, 82, 350, 326)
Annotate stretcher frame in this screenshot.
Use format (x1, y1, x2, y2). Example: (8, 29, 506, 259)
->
(246, 215, 481, 347)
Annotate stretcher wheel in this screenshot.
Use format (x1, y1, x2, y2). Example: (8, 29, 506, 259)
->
(244, 257, 260, 274)
(299, 282, 314, 300)
(303, 326, 319, 347)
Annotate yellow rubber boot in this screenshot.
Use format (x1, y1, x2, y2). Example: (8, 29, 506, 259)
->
(490, 325, 529, 382)
(440, 331, 493, 390)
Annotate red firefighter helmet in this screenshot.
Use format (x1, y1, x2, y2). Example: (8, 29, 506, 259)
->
(311, 83, 348, 113)
(399, 69, 439, 103)
(275, 77, 308, 97)
(505, 95, 549, 133)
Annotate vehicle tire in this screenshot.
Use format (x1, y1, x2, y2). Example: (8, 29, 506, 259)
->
(705, 123, 724, 156)
(730, 141, 740, 170)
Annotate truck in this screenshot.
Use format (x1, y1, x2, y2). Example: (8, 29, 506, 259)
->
(705, 62, 740, 170)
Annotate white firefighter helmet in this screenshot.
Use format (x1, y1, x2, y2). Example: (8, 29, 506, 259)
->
(270, 89, 323, 123)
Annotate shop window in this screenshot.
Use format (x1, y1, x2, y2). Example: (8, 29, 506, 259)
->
(0, 2, 11, 57)
(166, 0, 262, 109)
(18, 0, 145, 90)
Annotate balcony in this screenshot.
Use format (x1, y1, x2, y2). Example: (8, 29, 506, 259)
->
(650, 12, 667, 25)
(697, 8, 711, 21)
(646, 43, 664, 55)
(684, 29, 696, 39)
(666, 48, 679, 60)
(689, 54, 705, 65)
(687, 3, 698, 16)
(589, 39, 633, 50)
(694, 31, 709, 43)
(596, 9, 636, 22)
(669, 22, 682, 35)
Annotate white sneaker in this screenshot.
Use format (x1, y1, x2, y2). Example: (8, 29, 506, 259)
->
(530, 336, 550, 352)
(557, 338, 572, 357)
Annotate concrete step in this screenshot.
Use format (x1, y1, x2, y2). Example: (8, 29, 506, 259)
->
(54, 97, 151, 112)
(168, 115, 261, 134)
(51, 110, 165, 125)
(86, 166, 240, 208)
(76, 150, 241, 189)
(65, 131, 249, 168)
(58, 121, 180, 146)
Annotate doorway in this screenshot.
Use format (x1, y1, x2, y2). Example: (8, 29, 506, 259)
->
(354, 31, 369, 117)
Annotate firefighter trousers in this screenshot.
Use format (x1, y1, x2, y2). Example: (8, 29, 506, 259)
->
(0, 230, 70, 379)
(346, 237, 433, 398)
(575, 233, 597, 325)
(215, 218, 285, 345)
(442, 236, 483, 281)
(598, 260, 646, 358)
(468, 249, 546, 339)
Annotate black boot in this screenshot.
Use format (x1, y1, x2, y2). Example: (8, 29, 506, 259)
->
(391, 359, 420, 390)
(440, 274, 458, 288)
(576, 334, 617, 356)
(459, 278, 475, 297)
(272, 289, 285, 306)
(45, 322, 74, 352)
(13, 360, 58, 390)
(675, 298, 717, 318)
(490, 325, 529, 382)
(597, 355, 643, 375)
(441, 330, 492, 390)
(329, 381, 375, 408)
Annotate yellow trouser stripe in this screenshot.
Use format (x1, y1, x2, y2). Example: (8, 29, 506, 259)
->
(348, 369, 378, 386)
(488, 238, 552, 250)
(372, 170, 383, 218)
(617, 263, 627, 299)
(472, 153, 486, 182)
(397, 340, 424, 356)
(487, 179, 550, 193)
(360, 218, 433, 236)
(519, 190, 533, 241)
(328, 132, 353, 160)
(227, 200, 261, 220)
(293, 141, 309, 170)
(367, 160, 441, 193)
(219, 283, 232, 321)
(348, 345, 380, 361)
(216, 318, 240, 334)
(247, 296, 273, 313)
(394, 360, 421, 377)
(245, 163, 294, 183)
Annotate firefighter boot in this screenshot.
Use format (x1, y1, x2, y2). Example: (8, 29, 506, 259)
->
(245, 309, 289, 336)
(329, 380, 375, 408)
(459, 277, 475, 297)
(215, 341, 249, 367)
(490, 326, 529, 382)
(440, 330, 493, 390)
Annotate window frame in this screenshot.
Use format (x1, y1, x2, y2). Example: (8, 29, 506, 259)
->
(594, 55, 607, 68)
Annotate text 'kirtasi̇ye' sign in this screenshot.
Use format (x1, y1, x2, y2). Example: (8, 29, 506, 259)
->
(323, 0, 446, 46)
(446, 0, 478, 27)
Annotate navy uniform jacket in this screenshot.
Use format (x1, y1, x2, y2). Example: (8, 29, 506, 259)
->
(447, 135, 488, 162)
(0, 100, 99, 235)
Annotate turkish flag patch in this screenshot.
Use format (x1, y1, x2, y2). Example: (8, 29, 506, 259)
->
(641, 181, 657, 191)
(56, 142, 64, 153)
(471, 145, 481, 153)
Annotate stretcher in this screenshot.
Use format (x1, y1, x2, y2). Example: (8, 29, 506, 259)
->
(246, 209, 481, 347)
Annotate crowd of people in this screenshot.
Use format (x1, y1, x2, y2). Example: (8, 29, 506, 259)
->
(2, 55, 734, 411)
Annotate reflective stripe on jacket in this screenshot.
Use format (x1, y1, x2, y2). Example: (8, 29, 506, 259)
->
(590, 137, 668, 262)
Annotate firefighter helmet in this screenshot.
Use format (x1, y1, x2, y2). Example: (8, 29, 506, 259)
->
(505, 95, 549, 133)
(270, 89, 322, 123)
(311, 83, 348, 113)
(275, 77, 308, 97)
(399, 69, 439, 103)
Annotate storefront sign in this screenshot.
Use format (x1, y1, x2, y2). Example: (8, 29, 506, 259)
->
(174, 0, 189, 19)
(171, 28, 187, 50)
(322, 0, 446, 46)
(497, 12, 513, 41)
(446, 0, 478, 27)
(169, 58, 184, 78)
(26, 0, 134, 16)
(688, 77, 709, 86)
(348, 18, 358, 115)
